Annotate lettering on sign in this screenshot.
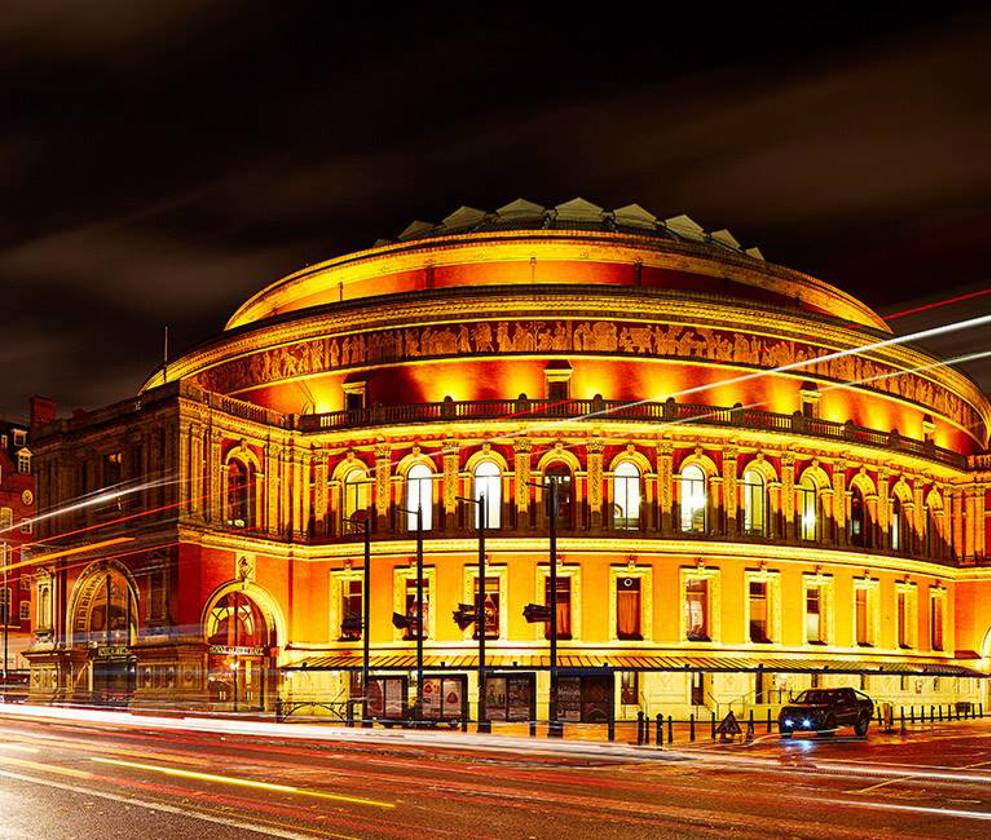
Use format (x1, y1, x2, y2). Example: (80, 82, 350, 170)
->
(208, 645, 266, 657)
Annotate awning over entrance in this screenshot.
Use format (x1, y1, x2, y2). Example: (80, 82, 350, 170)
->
(283, 653, 988, 678)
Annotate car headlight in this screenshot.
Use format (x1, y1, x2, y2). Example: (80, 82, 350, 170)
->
(802, 718, 812, 727)
(783, 718, 792, 726)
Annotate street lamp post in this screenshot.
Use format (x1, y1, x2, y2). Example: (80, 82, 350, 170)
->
(345, 510, 373, 728)
(2, 562, 8, 704)
(456, 493, 489, 734)
(395, 504, 425, 722)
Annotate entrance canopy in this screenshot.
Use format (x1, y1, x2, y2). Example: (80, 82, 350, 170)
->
(283, 653, 987, 678)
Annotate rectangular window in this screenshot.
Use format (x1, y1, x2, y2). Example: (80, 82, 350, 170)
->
(103, 451, 123, 487)
(616, 576, 642, 640)
(855, 585, 875, 647)
(897, 590, 911, 649)
(403, 578, 429, 640)
(797, 486, 817, 541)
(931, 593, 944, 651)
(749, 581, 770, 643)
(547, 379, 569, 403)
(473, 576, 500, 639)
(806, 585, 824, 644)
(19, 519, 31, 534)
(17, 452, 30, 474)
(13, 430, 25, 446)
(620, 671, 638, 705)
(685, 579, 709, 641)
(544, 576, 572, 640)
(19, 600, 30, 621)
(340, 579, 363, 641)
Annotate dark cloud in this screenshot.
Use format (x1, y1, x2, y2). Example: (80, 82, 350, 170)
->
(1, 6, 990, 419)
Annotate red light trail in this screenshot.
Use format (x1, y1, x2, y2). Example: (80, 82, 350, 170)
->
(883, 286, 991, 321)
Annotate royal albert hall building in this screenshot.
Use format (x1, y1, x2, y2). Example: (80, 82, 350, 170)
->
(23, 198, 991, 724)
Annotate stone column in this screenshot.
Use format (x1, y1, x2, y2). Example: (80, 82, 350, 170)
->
(768, 481, 781, 540)
(950, 488, 964, 561)
(722, 446, 738, 536)
(975, 485, 987, 560)
(820, 488, 835, 544)
(280, 446, 292, 537)
(657, 441, 673, 536)
(313, 454, 329, 537)
(877, 470, 890, 550)
(265, 442, 281, 536)
(587, 438, 605, 529)
(208, 428, 222, 525)
(913, 482, 926, 555)
(965, 485, 977, 562)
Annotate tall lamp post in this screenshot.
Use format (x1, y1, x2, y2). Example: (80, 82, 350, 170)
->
(455, 493, 489, 733)
(393, 504, 425, 722)
(345, 510, 373, 727)
(522, 477, 563, 737)
(2, 559, 8, 704)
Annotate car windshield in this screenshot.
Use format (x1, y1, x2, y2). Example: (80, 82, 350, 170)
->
(794, 690, 834, 704)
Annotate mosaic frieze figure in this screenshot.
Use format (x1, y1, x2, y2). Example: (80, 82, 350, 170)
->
(194, 319, 983, 433)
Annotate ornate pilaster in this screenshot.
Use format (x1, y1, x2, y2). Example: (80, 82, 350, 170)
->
(722, 446, 738, 535)
(442, 438, 460, 519)
(951, 488, 964, 561)
(781, 452, 795, 541)
(208, 428, 222, 525)
(877, 470, 891, 549)
(313, 453, 329, 537)
(964, 485, 977, 562)
(375, 443, 392, 530)
(657, 440, 673, 535)
(265, 441, 281, 536)
(833, 462, 848, 546)
(913, 481, 926, 548)
(178, 422, 191, 515)
(587, 437, 605, 529)
(975, 485, 987, 560)
(513, 438, 533, 520)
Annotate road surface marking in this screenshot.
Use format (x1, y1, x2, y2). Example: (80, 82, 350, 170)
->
(0, 769, 336, 839)
(90, 757, 397, 808)
(819, 796, 991, 822)
(0, 743, 39, 753)
(1, 755, 92, 780)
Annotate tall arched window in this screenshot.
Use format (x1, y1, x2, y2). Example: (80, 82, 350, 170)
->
(406, 463, 433, 531)
(544, 463, 574, 529)
(473, 461, 501, 529)
(613, 461, 641, 530)
(680, 464, 707, 533)
(890, 496, 902, 551)
(226, 459, 253, 528)
(850, 486, 866, 547)
(342, 467, 370, 531)
(796, 476, 818, 542)
(741, 468, 766, 536)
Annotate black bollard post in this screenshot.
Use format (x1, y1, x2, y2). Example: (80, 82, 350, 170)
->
(346, 699, 354, 728)
(529, 718, 536, 737)
(910, 705, 915, 724)
(939, 705, 943, 722)
(608, 716, 615, 742)
(749, 709, 755, 735)
(655, 713, 662, 747)
(711, 711, 716, 740)
(876, 705, 882, 725)
(931, 705, 936, 724)
(766, 708, 772, 734)
(980, 702, 984, 718)
(667, 715, 673, 744)
(637, 711, 645, 745)
(899, 707, 906, 735)
(690, 713, 696, 742)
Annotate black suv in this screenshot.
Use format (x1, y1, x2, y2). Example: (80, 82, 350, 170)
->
(778, 687, 874, 737)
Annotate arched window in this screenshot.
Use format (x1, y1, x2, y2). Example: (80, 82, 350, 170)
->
(613, 461, 641, 530)
(226, 459, 253, 528)
(342, 467, 370, 531)
(850, 487, 866, 547)
(890, 497, 903, 552)
(680, 464, 707, 533)
(741, 468, 766, 536)
(406, 463, 433, 531)
(473, 461, 501, 529)
(796, 476, 818, 542)
(544, 462, 574, 529)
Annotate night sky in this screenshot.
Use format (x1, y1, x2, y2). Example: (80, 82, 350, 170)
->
(3, 3, 991, 420)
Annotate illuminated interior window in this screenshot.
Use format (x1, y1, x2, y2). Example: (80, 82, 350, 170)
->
(796, 477, 818, 541)
(405, 463, 433, 531)
(473, 460, 501, 529)
(680, 464, 706, 533)
(613, 461, 641, 530)
(342, 467, 370, 529)
(741, 468, 766, 536)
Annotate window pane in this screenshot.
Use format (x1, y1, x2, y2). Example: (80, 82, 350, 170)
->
(544, 576, 572, 640)
(406, 464, 433, 531)
(806, 586, 822, 643)
(474, 461, 501, 529)
(473, 576, 500, 639)
(614, 462, 640, 529)
(616, 577, 642, 640)
(685, 579, 709, 641)
(680, 465, 706, 533)
(749, 581, 769, 643)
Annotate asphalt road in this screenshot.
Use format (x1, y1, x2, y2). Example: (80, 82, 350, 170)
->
(2, 711, 991, 839)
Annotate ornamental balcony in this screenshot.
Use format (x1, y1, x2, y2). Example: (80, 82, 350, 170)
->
(297, 395, 968, 469)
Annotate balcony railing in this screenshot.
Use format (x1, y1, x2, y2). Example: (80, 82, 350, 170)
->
(297, 396, 969, 468)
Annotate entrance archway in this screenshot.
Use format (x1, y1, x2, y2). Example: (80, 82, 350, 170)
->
(205, 590, 277, 710)
(67, 564, 139, 704)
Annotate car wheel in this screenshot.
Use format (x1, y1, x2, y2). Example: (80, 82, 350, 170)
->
(819, 715, 837, 735)
(854, 715, 869, 737)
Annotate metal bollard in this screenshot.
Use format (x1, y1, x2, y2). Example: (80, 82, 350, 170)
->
(655, 713, 663, 747)
(711, 712, 716, 740)
(275, 696, 284, 724)
(637, 711, 645, 745)
(690, 713, 695, 742)
(345, 699, 354, 728)
(667, 715, 673, 744)
(529, 719, 536, 737)
(910, 705, 915, 724)
(876, 706, 882, 725)
(930, 706, 936, 724)
(766, 708, 772, 734)
(980, 703, 984, 718)
(939, 705, 944, 722)
(899, 707, 906, 735)
(461, 715, 468, 733)
(608, 716, 615, 742)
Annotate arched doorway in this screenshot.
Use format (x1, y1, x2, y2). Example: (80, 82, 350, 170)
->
(206, 591, 276, 710)
(68, 566, 139, 705)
